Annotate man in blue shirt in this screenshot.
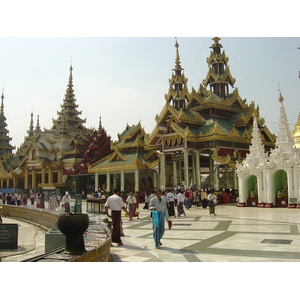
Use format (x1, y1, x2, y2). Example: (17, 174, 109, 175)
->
(149, 190, 172, 249)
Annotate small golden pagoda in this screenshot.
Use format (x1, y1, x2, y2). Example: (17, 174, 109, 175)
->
(9, 65, 93, 194)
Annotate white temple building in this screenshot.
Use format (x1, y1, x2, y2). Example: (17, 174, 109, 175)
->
(236, 92, 300, 208)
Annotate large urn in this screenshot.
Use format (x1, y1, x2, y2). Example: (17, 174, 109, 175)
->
(57, 213, 89, 254)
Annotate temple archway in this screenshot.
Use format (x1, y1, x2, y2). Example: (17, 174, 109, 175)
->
(273, 169, 288, 207)
(245, 174, 258, 206)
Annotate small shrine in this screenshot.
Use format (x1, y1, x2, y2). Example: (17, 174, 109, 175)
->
(89, 122, 159, 193)
(236, 92, 300, 208)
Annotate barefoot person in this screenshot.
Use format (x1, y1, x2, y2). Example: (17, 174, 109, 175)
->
(149, 190, 172, 249)
(105, 188, 129, 246)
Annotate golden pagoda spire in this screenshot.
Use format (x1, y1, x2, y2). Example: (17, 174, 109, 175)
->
(165, 38, 189, 109)
(0, 89, 4, 115)
(35, 114, 41, 132)
(98, 115, 103, 131)
(51, 64, 87, 133)
(174, 38, 184, 72)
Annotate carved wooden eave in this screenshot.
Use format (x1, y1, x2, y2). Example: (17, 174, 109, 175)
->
(108, 147, 127, 163)
(206, 51, 229, 65)
(147, 159, 159, 169)
(117, 123, 140, 140)
(212, 153, 231, 164)
(155, 104, 169, 125)
(61, 147, 81, 156)
(144, 150, 160, 161)
(170, 122, 197, 140)
(226, 88, 249, 110)
(202, 67, 236, 87)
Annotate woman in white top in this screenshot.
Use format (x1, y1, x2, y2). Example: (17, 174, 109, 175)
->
(176, 190, 186, 217)
(126, 192, 136, 221)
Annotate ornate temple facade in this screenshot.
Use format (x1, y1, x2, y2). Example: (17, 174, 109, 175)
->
(144, 37, 275, 191)
(236, 93, 300, 208)
(0, 37, 280, 196)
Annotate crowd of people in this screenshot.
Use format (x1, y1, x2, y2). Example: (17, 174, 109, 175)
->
(104, 187, 223, 249)
(0, 191, 72, 213)
(1, 186, 229, 249)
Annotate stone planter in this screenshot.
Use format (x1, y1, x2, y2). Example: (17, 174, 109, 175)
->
(57, 213, 89, 254)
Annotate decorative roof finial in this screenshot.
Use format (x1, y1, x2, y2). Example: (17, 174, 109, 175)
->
(278, 83, 284, 102)
(98, 115, 103, 131)
(1, 89, 4, 115)
(174, 37, 183, 71)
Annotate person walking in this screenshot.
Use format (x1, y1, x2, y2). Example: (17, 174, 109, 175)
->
(176, 189, 186, 217)
(167, 190, 176, 218)
(149, 190, 172, 249)
(201, 189, 208, 209)
(105, 188, 129, 246)
(126, 191, 136, 221)
(208, 190, 217, 215)
(143, 191, 150, 210)
(48, 192, 58, 211)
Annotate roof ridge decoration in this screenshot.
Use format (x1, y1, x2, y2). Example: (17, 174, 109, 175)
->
(202, 37, 236, 98)
(164, 39, 191, 109)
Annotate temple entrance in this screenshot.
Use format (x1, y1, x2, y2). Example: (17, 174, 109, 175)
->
(273, 169, 288, 207)
(246, 175, 258, 206)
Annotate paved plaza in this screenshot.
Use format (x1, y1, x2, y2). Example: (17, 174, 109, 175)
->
(2, 200, 300, 262)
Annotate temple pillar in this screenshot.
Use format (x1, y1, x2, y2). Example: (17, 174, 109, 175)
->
(32, 168, 36, 190)
(265, 169, 274, 206)
(195, 150, 201, 190)
(0, 179, 3, 188)
(178, 161, 182, 186)
(153, 171, 157, 190)
(6, 179, 9, 188)
(41, 167, 46, 185)
(106, 172, 110, 193)
(232, 167, 237, 190)
(120, 170, 125, 192)
(173, 160, 177, 190)
(257, 174, 263, 204)
(13, 177, 17, 188)
(183, 149, 189, 189)
(224, 165, 229, 188)
(95, 172, 99, 191)
(192, 153, 196, 188)
(134, 169, 139, 192)
(209, 150, 214, 189)
(58, 169, 62, 183)
(24, 168, 29, 190)
(214, 166, 220, 191)
(159, 152, 166, 190)
(237, 175, 246, 206)
(48, 167, 53, 184)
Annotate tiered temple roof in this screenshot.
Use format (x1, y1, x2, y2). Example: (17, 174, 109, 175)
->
(147, 38, 276, 165)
